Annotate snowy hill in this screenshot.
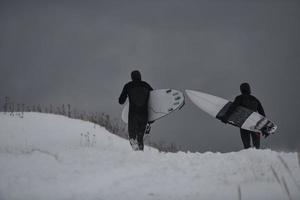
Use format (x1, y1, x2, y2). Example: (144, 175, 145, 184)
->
(0, 113, 299, 200)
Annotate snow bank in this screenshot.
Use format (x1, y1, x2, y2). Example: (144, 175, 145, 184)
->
(0, 112, 299, 200)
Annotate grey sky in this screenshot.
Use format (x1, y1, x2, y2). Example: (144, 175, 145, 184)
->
(1, 0, 300, 152)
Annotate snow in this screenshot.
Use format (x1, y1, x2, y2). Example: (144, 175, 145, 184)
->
(0, 112, 299, 200)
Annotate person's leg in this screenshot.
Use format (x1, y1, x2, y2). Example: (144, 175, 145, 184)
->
(137, 132, 144, 150)
(137, 124, 147, 151)
(136, 115, 148, 151)
(251, 132, 260, 149)
(128, 114, 139, 150)
(128, 115, 136, 140)
(240, 129, 251, 149)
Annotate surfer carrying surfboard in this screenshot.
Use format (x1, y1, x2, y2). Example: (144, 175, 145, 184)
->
(119, 70, 153, 151)
(220, 83, 267, 149)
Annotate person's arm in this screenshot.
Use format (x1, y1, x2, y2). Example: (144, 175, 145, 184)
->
(118, 84, 128, 105)
(230, 96, 241, 112)
(145, 82, 154, 124)
(256, 99, 269, 137)
(257, 100, 265, 117)
(221, 96, 241, 123)
(144, 82, 153, 91)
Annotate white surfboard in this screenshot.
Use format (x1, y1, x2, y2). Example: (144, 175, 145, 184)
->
(122, 89, 185, 123)
(186, 90, 277, 134)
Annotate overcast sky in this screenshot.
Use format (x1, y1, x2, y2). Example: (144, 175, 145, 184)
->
(1, 0, 300, 152)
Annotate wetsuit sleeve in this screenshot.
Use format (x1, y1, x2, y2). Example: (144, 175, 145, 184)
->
(119, 84, 128, 105)
(223, 96, 242, 121)
(148, 83, 153, 91)
(231, 96, 242, 111)
(144, 82, 153, 91)
(257, 100, 265, 117)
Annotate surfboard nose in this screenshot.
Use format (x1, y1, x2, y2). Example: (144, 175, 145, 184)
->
(185, 90, 198, 99)
(185, 90, 194, 96)
(185, 89, 229, 118)
(185, 90, 197, 103)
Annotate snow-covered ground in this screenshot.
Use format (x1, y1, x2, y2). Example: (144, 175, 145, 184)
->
(0, 113, 299, 200)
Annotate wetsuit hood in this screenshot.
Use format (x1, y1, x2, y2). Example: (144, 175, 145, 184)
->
(240, 82, 251, 95)
(131, 70, 141, 81)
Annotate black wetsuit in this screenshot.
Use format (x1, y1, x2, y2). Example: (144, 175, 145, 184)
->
(119, 75, 153, 150)
(222, 83, 265, 149)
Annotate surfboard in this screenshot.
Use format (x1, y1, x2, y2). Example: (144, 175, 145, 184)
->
(185, 90, 277, 134)
(122, 89, 185, 124)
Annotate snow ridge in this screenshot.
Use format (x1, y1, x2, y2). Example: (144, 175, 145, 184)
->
(0, 112, 299, 200)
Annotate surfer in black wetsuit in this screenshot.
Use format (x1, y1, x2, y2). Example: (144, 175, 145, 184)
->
(220, 83, 266, 149)
(119, 70, 153, 150)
